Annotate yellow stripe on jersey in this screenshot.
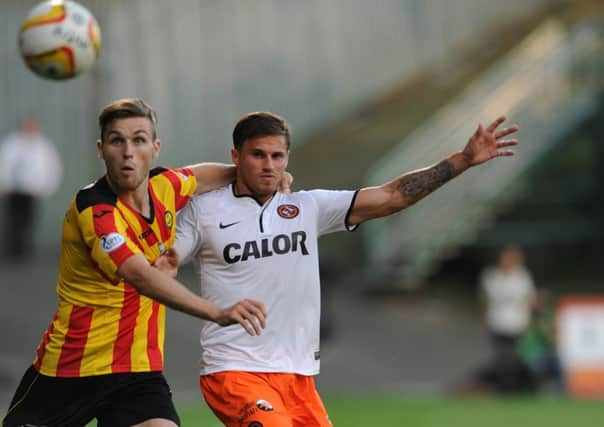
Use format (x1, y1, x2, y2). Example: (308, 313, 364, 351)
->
(34, 168, 197, 377)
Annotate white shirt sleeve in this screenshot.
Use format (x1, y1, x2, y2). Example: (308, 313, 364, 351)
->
(173, 198, 202, 265)
(307, 189, 359, 236)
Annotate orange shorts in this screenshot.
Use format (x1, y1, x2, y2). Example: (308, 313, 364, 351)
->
(200, 371, 332, 427)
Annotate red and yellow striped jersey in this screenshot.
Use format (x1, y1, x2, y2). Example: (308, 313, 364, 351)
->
(33, 166, 197, 377)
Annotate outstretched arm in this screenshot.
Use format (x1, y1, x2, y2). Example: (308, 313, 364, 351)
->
(348, 116, 519, 225)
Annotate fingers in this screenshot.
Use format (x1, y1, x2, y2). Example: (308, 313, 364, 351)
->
(280, 171, 293, 194)
(497, 150, 515, 157)
(496, 139, 519, 148)
(494, 125, 519, 139)
(486, 116, 507, 133)
(229, 299, 267, 336)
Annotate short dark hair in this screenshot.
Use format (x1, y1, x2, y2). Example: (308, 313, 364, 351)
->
(98, 98, 157, 141)
(232, 112, 290, 150)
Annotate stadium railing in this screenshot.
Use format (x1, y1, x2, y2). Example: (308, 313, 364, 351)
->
(363, 19, 604, 289)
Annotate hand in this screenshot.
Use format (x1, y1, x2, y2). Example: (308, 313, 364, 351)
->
(461, 116, 519, 167)
(214, 299, 267, 336)
(152, 247, 179, 279)
(279, 171, 293, 194)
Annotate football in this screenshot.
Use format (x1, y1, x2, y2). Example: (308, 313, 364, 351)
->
(18, 0, 101, 80)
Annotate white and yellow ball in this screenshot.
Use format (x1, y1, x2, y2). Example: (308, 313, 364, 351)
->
(18, 0, 101, 80)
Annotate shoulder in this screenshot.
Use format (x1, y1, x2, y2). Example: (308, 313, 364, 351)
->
(75, 177, 116, 213)
(149, 166, 170, 178)
(273, 190, 314, 208)
(149, 165, 195, 181)
(185, 184, 230, 211)
(289, 189, 356, 207)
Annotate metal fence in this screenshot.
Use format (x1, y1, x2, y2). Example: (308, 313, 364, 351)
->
(364, 19, 604, 287)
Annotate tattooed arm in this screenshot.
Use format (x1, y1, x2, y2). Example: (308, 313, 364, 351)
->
(348, 116, 519, 225)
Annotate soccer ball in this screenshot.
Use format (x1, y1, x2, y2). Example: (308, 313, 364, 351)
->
(18, 0, 101, 80)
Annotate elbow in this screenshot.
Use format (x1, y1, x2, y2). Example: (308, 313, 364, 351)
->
(119, 263, 154, 297)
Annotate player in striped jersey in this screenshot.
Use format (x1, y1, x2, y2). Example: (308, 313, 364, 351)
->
(170, 112, 519, 426)
(2, 99, 270, 427)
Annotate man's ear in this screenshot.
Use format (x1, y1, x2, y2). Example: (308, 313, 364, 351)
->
(231, 148, 239, 166)
(96, 140, 104, 159)
(152, 139, 161, 160)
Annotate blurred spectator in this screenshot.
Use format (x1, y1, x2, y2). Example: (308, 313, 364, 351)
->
(0, 116, 62, 260)
(518, 288, 565, 394)
(477, 246, 537, 393)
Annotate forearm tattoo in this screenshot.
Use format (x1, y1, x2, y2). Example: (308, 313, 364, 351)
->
(397, 159, 455, 198)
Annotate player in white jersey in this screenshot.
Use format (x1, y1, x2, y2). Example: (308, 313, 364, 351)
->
(169, 111, 520, 427)
(176, 185, 357, 376)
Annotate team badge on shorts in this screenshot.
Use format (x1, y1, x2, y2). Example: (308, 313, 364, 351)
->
(256, 399, 274, 411)
(277, 204, 299, 219)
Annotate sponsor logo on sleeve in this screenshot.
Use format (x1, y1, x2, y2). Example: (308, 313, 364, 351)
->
(100, 232, 126, 253)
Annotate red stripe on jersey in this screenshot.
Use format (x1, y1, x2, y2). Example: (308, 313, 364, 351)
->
(92, 205, 134, 268)
(34, 312, 58, 371)
(123, 222, 142, 250)
(149, 185, 171, 241)
(118, 199, 159, 248)
(146, 300, 163, 371)
(56, 306, 94, 377)
(176, 167, 194, 178)
(162, 169, 189, 211)
(111, 283, 140, 373)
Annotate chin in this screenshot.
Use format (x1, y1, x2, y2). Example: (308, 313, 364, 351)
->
(257, 185, 278, 195)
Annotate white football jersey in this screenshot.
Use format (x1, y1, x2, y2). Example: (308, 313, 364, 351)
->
(174, 184, 358, 375)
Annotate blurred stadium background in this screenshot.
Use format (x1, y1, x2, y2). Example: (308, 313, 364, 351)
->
(1, 0, 604, 424)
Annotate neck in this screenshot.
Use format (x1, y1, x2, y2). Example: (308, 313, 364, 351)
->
(233, 180, 273, 205)
(105, 176, 151, 216)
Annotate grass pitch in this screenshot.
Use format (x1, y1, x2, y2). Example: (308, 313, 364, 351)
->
(177, 394, 604, 426)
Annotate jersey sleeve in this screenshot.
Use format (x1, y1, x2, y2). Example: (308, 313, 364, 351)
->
(173, 167, 197, 210)
(151, 166, 198, 212)
(173, 197, 202, 265)
(307, 189, 359, 236)
(77, 203, 142, 283)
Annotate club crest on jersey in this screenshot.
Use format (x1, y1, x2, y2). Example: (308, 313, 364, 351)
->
(164, 211, 174, 228)
(100, 232, 126, 253)
(256, 399, 273, 411)
(277, 204, 299, 219)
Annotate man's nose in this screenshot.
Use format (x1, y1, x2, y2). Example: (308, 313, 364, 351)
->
(262, 156, 274, 169)
(123, 140, 135, 157)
